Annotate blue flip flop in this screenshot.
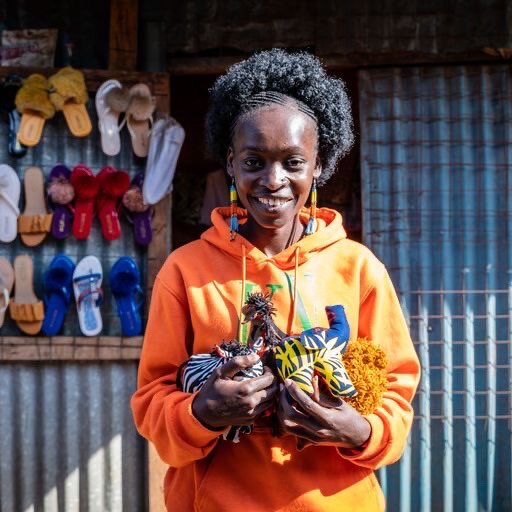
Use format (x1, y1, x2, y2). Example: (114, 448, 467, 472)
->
(41, 254, 75, 336)
(109, 257, 143, 336)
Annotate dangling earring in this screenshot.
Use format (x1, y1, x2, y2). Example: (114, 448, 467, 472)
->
(229, 177, 239, 240)
(305, 178, 317, 235)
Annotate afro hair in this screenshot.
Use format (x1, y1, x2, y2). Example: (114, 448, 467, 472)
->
(206, 49, 354, 186)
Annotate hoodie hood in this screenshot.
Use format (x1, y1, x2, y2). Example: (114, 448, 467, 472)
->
(201, 206, 347, 270)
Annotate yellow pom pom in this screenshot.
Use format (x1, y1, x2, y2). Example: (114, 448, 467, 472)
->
(342, 338, 388, 415)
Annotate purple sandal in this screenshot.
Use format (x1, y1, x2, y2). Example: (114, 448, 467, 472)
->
(122, 172, 152, 246)
(47, 165, 75, 239)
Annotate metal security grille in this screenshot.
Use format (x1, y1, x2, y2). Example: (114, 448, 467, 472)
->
(359, 65, 512, 511)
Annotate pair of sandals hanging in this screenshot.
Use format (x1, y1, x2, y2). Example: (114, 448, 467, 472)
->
(96, 80, 155, 158)
(15, 67, 92, 146)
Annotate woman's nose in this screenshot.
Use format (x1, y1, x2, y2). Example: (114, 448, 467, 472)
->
(262, 163, 286, 190)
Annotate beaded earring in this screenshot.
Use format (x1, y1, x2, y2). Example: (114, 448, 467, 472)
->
(305, 178, 317, 236)
(229, 177, 239, 240)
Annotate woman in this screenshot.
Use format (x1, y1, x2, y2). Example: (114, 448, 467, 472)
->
(132, 49, 420, 511)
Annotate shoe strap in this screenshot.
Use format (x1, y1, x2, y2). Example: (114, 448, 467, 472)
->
(9, 301, 44, 322)
(74, 272, 103, 308)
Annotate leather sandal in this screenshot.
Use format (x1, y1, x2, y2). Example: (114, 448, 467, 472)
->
(9, 254, 44, 335)
(18, 167, 53, 247)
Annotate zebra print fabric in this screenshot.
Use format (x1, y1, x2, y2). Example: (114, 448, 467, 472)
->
(179, 349, 264, 442)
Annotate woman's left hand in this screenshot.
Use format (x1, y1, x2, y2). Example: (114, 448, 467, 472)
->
(276, 376, 371, 451)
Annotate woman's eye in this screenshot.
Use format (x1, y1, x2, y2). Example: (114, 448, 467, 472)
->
(287, 158, 305, 168)
(243, 158, 262, 169)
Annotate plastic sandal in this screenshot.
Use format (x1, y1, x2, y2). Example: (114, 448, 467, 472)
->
(0, 164, 21, 243)
(9, 254, 44, 335)
(122, 172, 152, 246)
(109, 256, 143, 336)
(48, 67, 92, 138)
(126, 83, 155, 157)
(47, 165, 74, 240)
(41, 254, 75, 336)
(95, 79, 129, 156)
(18, 167, 53, 247)
(73, 255, 103, 336)
(70, 165, 99, 240)
(15, 74, 55, 147)
(0, 256, 14, 328)
(143, 115, 185, 205)
(96, 167, 130, 241)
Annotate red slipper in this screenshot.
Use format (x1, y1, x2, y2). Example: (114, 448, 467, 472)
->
(96, 167, 130, 241)
(70, 165, 99, 240)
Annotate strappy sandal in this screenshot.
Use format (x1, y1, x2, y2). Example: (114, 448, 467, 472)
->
(48, 67, 92, 138)
(15, 74, 55, 147)
(47, 165, 75, 240)
(95, 79, 130, 156)
(122, 172, 152, 246)
(18, 167, 53, 247)
(0, 164, 21, 243)
(126, 84, 155, 157)
(96, 167, 130, 241)
(0, 256, 14, 329)
(9, 254, 44, 335)
(73, 256, 103, 336)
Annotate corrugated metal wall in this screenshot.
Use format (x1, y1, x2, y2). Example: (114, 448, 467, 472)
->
(0, 87, 147, 510)
(0, 363, 145, 512)
(360, 65, 512, 511)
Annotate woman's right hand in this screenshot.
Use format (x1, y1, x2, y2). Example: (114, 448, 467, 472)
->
(191, 353, 279, 430)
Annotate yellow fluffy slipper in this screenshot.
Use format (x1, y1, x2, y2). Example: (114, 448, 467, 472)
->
(15, 74, 55, 146)
(48, 67, 92, 138)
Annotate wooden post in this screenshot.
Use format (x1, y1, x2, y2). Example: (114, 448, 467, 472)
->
(108, 2, 169, 511)
(109, 0, 139, 71)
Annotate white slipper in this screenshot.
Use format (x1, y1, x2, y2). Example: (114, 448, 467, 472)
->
(95, 79, 127, 156)
(143, 116, 185, 205)
(0, 164, 20, 243)
(0, 256, 14, 328)
(73, 255, 103, 336)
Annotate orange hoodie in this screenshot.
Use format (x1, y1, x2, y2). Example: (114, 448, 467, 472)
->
(132, 207, 420, 512)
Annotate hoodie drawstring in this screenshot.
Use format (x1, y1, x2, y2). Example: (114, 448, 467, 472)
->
(290, 247, 300, 333)
(238, 244, 247, 341)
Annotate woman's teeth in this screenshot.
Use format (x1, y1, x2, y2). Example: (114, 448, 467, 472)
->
(257, 197, 290, 207)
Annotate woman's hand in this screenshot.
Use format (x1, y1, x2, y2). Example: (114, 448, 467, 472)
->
(192, 353, 279, 430)
(276, 376, 371, 451)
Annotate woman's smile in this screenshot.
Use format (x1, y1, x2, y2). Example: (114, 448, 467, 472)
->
(227, 103, 321, 251)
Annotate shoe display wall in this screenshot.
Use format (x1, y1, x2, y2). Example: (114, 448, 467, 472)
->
(0, 68, 173, 339)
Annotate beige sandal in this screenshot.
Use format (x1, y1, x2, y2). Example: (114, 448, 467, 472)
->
(0, 256, 14, 328)
(9, 254, 44, 335)
(126, 84, 155, 157)
(18, 167, 53, 247)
